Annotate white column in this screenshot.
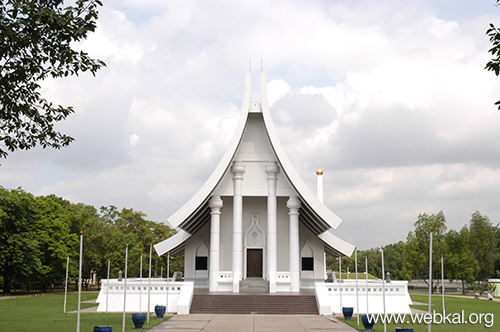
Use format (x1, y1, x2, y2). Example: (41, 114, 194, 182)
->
(231, 161, 245, 292)
(287, 196, 301, 293)
(209, 196, 223, 292)
(266, 162, 279, 293)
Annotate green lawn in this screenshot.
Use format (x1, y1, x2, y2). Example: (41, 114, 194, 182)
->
(333, 272, 379, 280)
(342, 294, 500, 332)
(0, 292, 166, 332)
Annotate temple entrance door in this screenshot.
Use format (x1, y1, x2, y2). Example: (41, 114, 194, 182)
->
(247, 249, 263, 278)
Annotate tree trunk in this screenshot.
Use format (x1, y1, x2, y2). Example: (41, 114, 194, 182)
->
(3, 274, 11, 294)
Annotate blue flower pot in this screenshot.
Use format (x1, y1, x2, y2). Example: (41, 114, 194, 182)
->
(131, 313, 147, 330)
(361, 315, 375, 331)
(155, 305, 166, 319)
(94, 326, 112, 332)
(342, 307, 354, 321)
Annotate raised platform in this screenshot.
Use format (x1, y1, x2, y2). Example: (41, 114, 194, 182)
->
(190, 293, 319, 314)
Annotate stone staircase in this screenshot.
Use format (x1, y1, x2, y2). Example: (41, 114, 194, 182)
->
(239, 278, 269, 293)
(189, 293, 318, 314)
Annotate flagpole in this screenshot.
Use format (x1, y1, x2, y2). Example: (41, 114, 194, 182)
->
(441, 253, 445, 313)
(140, 253, 143, 313)
(428, 227, 434, 332)
(76, 231, 83, 332)
(64, 254, 69, 314)
(381, 246, 386, 332)
(355, 247, 359, 325)
(147, 244, 152, 324)
(122, 244, 129, 332)
(106, 258, 110, 313)
(365, 256, 369, 315)
(166, 252, 170, 315)
(339, 254, 342, 313)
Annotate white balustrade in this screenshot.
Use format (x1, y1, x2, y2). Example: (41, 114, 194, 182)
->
(315, 280, 412, 315)
(96, 278, 194, 314)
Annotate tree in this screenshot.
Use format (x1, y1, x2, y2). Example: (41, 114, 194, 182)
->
(0, 187, 40, 294)
(0, 0, 105, 158)
(444, 227, 477, 294)
(383, 241, 405, 280)
(0, 186, 179, 293)
(469, 211, 497, 283)
(494, 223, 500, 277)
(486, 0, 500, 110)
(31, 195, 78, 291)
(402, 211, 447, 292)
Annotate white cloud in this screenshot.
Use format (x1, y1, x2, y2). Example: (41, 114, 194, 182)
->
(3, 0, 500, 249)
(129, 133, 139, 147)
(267, 79, 290, 107)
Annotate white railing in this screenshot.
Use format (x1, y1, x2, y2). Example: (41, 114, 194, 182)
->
(96, 278, 194, 314)
(315, 280, 413, 315)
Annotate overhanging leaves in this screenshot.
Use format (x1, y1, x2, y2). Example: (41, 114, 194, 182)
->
(0, 0, 105, 158)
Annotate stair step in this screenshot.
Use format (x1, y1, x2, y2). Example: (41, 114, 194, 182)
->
(190, 294, 318, 315)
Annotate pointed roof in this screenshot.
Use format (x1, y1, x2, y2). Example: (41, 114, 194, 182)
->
(154, 72, 355, 257)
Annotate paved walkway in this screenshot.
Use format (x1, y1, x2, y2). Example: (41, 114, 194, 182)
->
(149, 314, 357, 332)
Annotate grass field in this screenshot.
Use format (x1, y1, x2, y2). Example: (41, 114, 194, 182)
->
(332, 272, 379, 280)
(0, 292, 166, 332)
(342, 294, 500, 332)
(1, 291, 498, 331)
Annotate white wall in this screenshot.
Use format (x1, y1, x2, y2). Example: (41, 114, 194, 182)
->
(299, 223, 325, 280)
(184, 222, 210, 279)
(185, 195, 327, 285)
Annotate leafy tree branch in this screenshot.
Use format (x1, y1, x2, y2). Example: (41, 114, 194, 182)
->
(0, 0, 105, 158)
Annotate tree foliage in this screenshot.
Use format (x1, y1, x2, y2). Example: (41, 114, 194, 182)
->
(486, 0, 500, 110)
(0, 0, 105, 158)
(402, 211, 447, 292)
(0, 186, 177, 294)
(469, 211, 497, 281)
(322, 209, 499, 295)
(0, 187, 39, 293)
(444, 227, 477, 293)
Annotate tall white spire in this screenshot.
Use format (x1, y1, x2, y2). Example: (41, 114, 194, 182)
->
(316, 168, 324, 203)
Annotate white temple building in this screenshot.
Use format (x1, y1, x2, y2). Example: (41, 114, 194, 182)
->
(96, 70, 412, 315)
(154, 70, 355, 294)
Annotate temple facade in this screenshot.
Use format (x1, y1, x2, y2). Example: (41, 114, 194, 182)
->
(154, 71, 355, 293)
(96, 71, 413, 315)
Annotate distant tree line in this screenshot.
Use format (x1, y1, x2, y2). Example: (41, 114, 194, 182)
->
(0, 186, 181, 294)
(2, 186, 498, 295)
(327, 211, 500, 294)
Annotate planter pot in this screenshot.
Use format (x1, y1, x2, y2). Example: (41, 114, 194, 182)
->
(395, 328, 414, 332)
(361, 315, 375, 331)
(131, 313, 147, 330)
(155, 305, 166, 319)
(94, 326, 112, 332)
(342, 307, 354, 321)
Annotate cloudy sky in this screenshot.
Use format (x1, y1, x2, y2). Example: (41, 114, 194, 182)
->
(2, 0, 500, 249)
